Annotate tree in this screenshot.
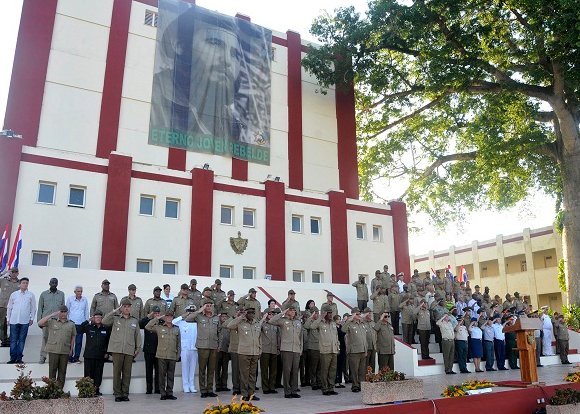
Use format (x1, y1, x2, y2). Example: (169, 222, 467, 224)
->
(302, 0, 580, 303)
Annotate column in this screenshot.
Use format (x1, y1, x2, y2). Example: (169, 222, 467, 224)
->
(265, 180, 286, 281)
(335, 81, 359, 199)
(329, 191, 349, 284)
(287, 30, 303, 190)
(523, 228, 539, 308)
(496, 235, 509, 294)
(189, 167, 214, 277)
(472, 241, 481, 285)
(389, 201, 411, 283)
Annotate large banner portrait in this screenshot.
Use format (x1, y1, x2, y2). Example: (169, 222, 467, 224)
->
(149, 0, 272, 165)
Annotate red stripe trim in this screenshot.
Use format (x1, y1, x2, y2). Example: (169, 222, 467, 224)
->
(285, 194, 329, 207)
(287, 31, 303, 191)
(131, 170, 190, 186)
(335, 81, 359, 199)
(272, 36, 288, 47)
(257, 287, 281, 307)
(134, 0, 158, 6)
(189, 168, 214, 276)
(167, 148, 186, 171)
(414, 257, 429, 262)
(323, 289, 353, 310)
(21, 153, 108, 174)
(329, 191, 349, 284)
(455, 247, 471, 254)
(346, 204, 392, 216)
(503, 236, 524, 244)
(530, 229, 553, 238)
(96, 0, 132, 158)
(389, 201, 411, 283)
(214, 183, 265, 197)
(265, 181, 286, 281)
(394, 336, 415, 350)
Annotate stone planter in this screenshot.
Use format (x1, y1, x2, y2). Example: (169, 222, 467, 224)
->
(361, 378, 424, 404)
(0, 397, 104, 414)
(546, 404, 580, 414)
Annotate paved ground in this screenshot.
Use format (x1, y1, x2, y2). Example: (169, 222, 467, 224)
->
(102, 364, 577, 414)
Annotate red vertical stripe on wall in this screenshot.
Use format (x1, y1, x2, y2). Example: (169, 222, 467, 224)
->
(389, 201, 411, 283)
(95, 0, 132, 159)
(328, 191, 349, 284)
(287, 31, 303, 191)
(101, 153, 133, 271)
(1, 0, 57, 232)
(336, 82, 359, 199)
(265, 180, 286, 281)
(189, 168, 214, 276)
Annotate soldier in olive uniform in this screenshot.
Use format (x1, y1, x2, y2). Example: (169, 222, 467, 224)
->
(388, 285, 401, 335)
(38, 305, 76, 388)
(322, 293, 338, 319)
(371, 286, 389, 323)
(216, 290, 238, 317)
(121, 284, 144, 320)
(0, 268, 20, 347)
(188, 279, 203, 308)
(270, 304, 303, 398)
(399, 295, 416, 344)
(352, 276, 369, 310)
(374, 312, 395, 370)
(304, 307, 321, 390)
(145, 311, 181, 400)
(143, 286, 168, 315)
(170, 284, 196, 317)
(308, 303, 339, 395)
(215, 311, 231, 392)
(211, 279, 227, 304)
(342, 307, 368, 392)
(139, 305, 161, 394)
(281, 289, 300, 311)
(371, 270, 383, 293)
(37, 278, 65, 364)
(227, 311, 242, 395)
(363, 309, 377, 372)
(103, 298, 142, 402)
(90, 279, 119, 316)
(78, 310, 110, 395)
(200, 287, 215, 306)
(185, 303, 219, 398)
(238, 288, 261, 314)
(260, 308, 280, 394)
(227, 307, 267, 401)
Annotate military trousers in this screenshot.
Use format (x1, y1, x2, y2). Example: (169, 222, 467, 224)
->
(402, 323, 413, 345)
(378, 353, 394, 371)
(112, 352, 134, 397)
(158, 358, 176, 397)
(319, 353, 337, 393)
(84, 357, 104, 388)
(48, 353, 69, 388)
(0, 307, 8, 344)
(418, 329, 431, 359)
(348, 352, 367, 390)
(442, 339, 455, 373)
(366, 349, 376, 372)
(239, 353, 259, 398)
(281, 351, 300, 396)
(198, 348, 217, 393)
(558, 339, 569, 363)
(40, 326, 49, 360)
(309, 349, 321, 387)
(260, 352, 277, 392)
(230, 352, 240, 393)
(216, 350, 230, 389)
(144, 352, 159, 393)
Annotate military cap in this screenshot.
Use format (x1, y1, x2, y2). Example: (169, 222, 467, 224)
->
(203, 287, 212, 292)
(10, 267, 18, 273)
(165, 311, 174, 317)
(375, 270, 381, 275)
(514, 291, 520, 297)
(287, 303, 298, 310)
(343, 313, 350, 318)
(215, 279, 222, 285)
(321, 304, 332, 313)
(128, 284, 137, 290)
(153, 286, 162, 291)
(351, 307, 360, 313)
(326, 292, 334, 297)
(200, 297, 214, 306)
(151, 305, 161, 313)
(58, 305, 68, 312)
(311, 306, 319, 312)
(102, 279, 110, 284)
(185, 305, 196, 312)
(180, 283, 189, 289)
(505, 293, 511, 298)
(245, 307, 256, 313)
(227, 290, 235, 295)
(474, 285, 480, 288)
(120, 298, 132, 306)
(190, 279, 197, 284)
(288, 289, 296, 294)
(363, 307, 372, 313)
(93, 310, 103, 316)
(248, 288, 257, 293)
(272, 308, 281, 314)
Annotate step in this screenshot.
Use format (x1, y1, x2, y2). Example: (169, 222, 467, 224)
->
(417, 358, 436, 366)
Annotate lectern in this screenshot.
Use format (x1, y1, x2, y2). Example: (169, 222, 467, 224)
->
(503, 317, 543, 383)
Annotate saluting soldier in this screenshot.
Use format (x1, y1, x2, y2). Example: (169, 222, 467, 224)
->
(216, 290, 238, 317)
(371, 270, 383, 293)
(188, 279, 203, 308)
(322, 293, 338, 319)
(211, 279, 227, 304)
(121, 284, 144, 320)
(139, 305, 161, 394)
(227, 311, 242, 396)
(281, 289, 300, 311)
(215, 311, 231, 392)
(351, 276, 369, 310)
(103, 298, 142, 402)
(38, 305, 76, 388)
(304, 307, 321, 390)
(185, 303, 219, 398)
(388, 285, 401, 335)
(37, 277, 65, 364)
(0, 267, 20, 347)
(170, 284, 196, 317)
(238, 288, 261, 314)
(374, 311, 395, 371)
(270, 304, 303, 399)
(260, 308, 280, 395)
(308, 303, 339, 396)
(371, 286, 389, 323)
(143, 286, 168, 315)
(145, 311, 181, 400)
(342, 307, 368, 393)
(227, 307, 267, 401)
(200, 287, 215, 306)
(78, 310, 110, 395)
(362, 309, 377, 372)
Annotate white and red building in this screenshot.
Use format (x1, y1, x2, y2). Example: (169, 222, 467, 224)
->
(0, 0, 410, 286)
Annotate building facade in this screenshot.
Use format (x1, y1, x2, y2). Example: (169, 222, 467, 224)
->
(411, 226, 564, 310)
(0, 0, 410, 285)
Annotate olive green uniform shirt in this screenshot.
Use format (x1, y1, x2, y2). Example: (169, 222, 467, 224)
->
(187, 289, 203, 307)
(370, 292, 389, 314)
(260, 322, 279, 354)
(102, 311, 142, 355)
(145, 319, 181, 360)
(269, 313, 303, 353)
(121, 295, 144, 320)
(45, 318, 76, 354)
(90, 292, 119, 317)
(216, 300, 238, 318)
(37, 289, 65, 320)
(374, 320, 395, 354)
(186, 310, 219, 349)
(0, 277, 19, 307)
(143, 297, 168, 315)
(351, 281, 369, 301)
(227, 316, 264, 356)
(309, 318, 339, 354)
(342, 320, 368, 354)
(170, 296, 196, 318)
(303, 318, 320, 351)
(237, 296, 262, 314)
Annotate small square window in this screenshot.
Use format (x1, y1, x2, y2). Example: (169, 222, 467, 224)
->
(68, 186, 86, 208)
(292, 270, 304, 282)
(312, 271, 323, 283)
(356, 223, 366, 240)
(291, 215, 303, 233)
(243, 267, 255, 280)
(163, 261, 177, 275)
(221, 206, 234, 225)
(243, 208, 255, 227)
(32, 251, 50, 266)
(372, 225, 382, 242)
(63, 254, 80, 268)
(37, 182, 56, 204)
(137, 259, 152, 273)
(220, 265, 232, 279)
(144, 10, 158, 27)
(165, 198, 180, 219)
(310, 217, 321, 235)
(140, 195, 155, 216)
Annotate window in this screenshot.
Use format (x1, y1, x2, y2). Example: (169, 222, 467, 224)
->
(544, 255, 554, 268)
(221, 206, 234, 225)
(32, 251, 50, 266)
(271, 46, 276, 61)
(136, 259, 152, 273)
(63, 254, 80, 268)
(220, 265, 232, 279)
(292, 270, 304, 282)
(481, 266, 488, 278)
(312, 271, 323, 283)
(37, 182, 56, 204)
(144, 10, 158, 27)
(163, 261, 177, 275)
(356, 223, 366, 240)
(520, 260, 527, 272)
(243, 208, 255, 227)
(243, 267, 255, 280)
(310, 217, 321, 235)
(139, 195, 155, 216)
(372, 225, 382, 242)
(165, 198, 180, 219)
(291, 215, 303, 233)
(68, 186, 86, 208)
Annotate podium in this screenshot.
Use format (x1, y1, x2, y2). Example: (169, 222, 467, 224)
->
(503, 317, 542, 383)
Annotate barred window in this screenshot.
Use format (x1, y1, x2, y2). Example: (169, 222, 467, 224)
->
(145, 10, 158, 27)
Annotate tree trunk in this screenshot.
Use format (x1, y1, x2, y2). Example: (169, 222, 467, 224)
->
(561, 150, 580, 305)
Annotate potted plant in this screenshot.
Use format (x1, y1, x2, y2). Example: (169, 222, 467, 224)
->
(361, 366, 424, 405)
(202, 395, 264, 414)
(0, 364, 103, 414)
(441, 380, 496, 398)
(546, 388, 580, 414)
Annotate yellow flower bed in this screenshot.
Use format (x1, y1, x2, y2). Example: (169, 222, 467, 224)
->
(203, 395, 265, 414)
(564, 372, 580, 383)
(441, 380, 497, 398)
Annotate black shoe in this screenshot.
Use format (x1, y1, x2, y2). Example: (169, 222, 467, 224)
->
(115, 397, 123, 402)
(285, 394, 293, 398)
(537, 364, 544, 367)
(486, 368, 496, 371)
(312, 386, 321, 390)
(121, 396, 130, 401)
(223, 387, 231, 391)
(154, 390, 161, 394)
(255, 387, 259, 390)
(322, 391, 330, 396)
(7, 360, 16, 364)
(146, 391, 152, 395)
(352, 388, 361, 393)
(15, 359, 23, 363)
(271, 390, 278, 394)
(296, 388, 301, 392)
(160, 396, 167, 400)
(251, 396, 260, 401)
(328, 391, 338, 395)
(201, 393, 208, 398)
(232, 391, 240, 395)
(166, 395, 177, 400)
(498, 367, 508, 371)
(207, 392, 217, 397)
(0, 343, 10, 347)
(563, 361, 572, 364)
(96, 391, 103, 396)
(336, 384, 345, 388)
(275, 384, 283, 389)
(290, 393, 301, 398)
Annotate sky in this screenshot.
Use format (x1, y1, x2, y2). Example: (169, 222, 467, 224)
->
(0, 0, 557, 257)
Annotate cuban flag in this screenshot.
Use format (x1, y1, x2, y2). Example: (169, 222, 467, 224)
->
(430, 268, 437, 280)
(7, 224, 22, 270)
(460, 265, 469, 283)
(0, 226, 8, 272)
(447, 264, 455, 281)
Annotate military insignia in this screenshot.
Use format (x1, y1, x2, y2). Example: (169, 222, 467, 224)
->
(230, 231, 248, 254)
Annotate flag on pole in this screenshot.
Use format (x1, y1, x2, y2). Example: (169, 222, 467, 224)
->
(430, 268, 437, 280)
(7, 224, 22, 270)
(0, 226, 8, 272)
(447, 264, 455, 281)
(461, 266, 469, 283)
(458, 265, 465, 283)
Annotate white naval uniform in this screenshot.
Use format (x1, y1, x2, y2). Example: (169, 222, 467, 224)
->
(173, 316, 198, 392)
